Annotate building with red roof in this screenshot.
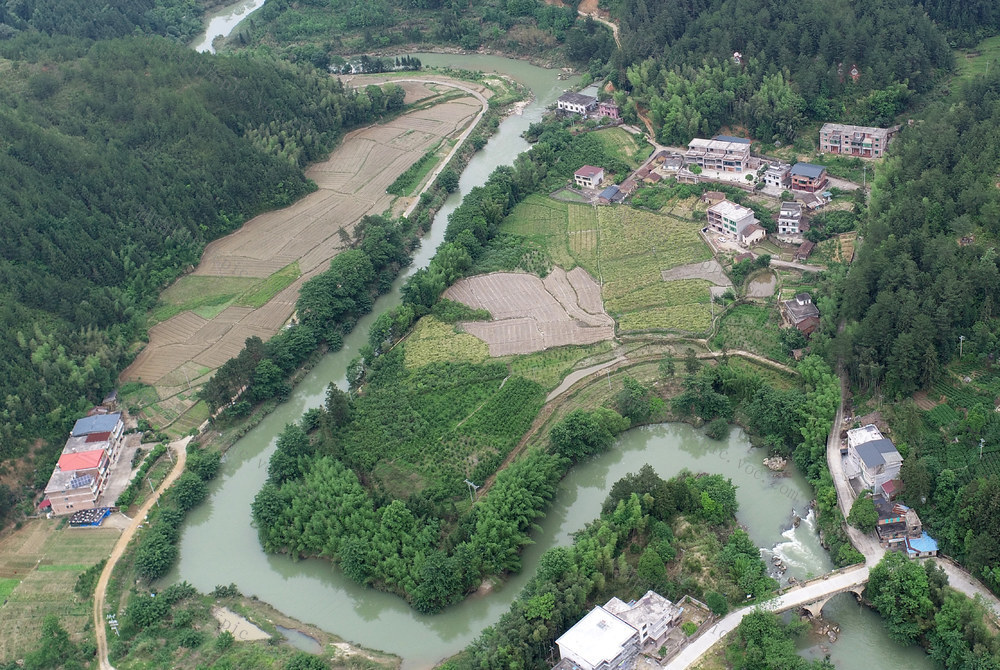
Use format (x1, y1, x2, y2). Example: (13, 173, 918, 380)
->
(44, 412, 124, 516)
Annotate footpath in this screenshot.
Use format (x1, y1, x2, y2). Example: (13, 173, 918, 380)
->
(94, 437, 190, 670)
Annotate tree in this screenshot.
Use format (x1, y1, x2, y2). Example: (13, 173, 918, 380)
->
(705, 418, 730, 440)
(684, 348, 700, 374)
(134, 528, 178, 580)
(705, 590, 728, 616)
(173, 472, 209, 511)
(865, 552, 934, 644)
(437, 167, 460, 192)
(847, 494, 877, 532)
(616, 376, 653, 423)
(637, 547, 666, 585)
(659, 355, 676, 377)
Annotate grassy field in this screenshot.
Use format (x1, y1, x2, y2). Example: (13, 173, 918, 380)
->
(403, 316, 490, 369)
(596, 207, 714, 333)
(955, 35, 1000, 86)
(710, 304, 789, 363)
(0, 520, 119, 659)
(151, 262, 300, 323)
(499, 197, 715, 333)
(591, 127, 654, 170)
(504, 340, 618, 391)
(501, 194, 577, 269)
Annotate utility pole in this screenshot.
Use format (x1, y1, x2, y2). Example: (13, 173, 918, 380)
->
(463, 479, 480, 502)
(981, 438, 985, 461)
(960, 335, 965, 358)
(147, 477, 159, 508)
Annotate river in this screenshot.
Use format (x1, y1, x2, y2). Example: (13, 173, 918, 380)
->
(172, 41, 934, 669)
(191, 0, 267, 53)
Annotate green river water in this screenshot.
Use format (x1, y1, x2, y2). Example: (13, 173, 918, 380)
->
(171, 43, 936, 670)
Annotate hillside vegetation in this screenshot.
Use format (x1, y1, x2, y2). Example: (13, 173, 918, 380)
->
(610, 0, 952, 144)
(0, 37, 405, 470)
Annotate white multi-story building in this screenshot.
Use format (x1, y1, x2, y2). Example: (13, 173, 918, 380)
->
(845, 424, 902, 497)
(685, 138, 750, 173)
(554, 591, 683, 670)
(707, 200, 757, 238)
(776, 201, 805, 243)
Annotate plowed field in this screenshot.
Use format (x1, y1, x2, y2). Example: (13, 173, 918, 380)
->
(444, 268, 614, 356)
(122, 85, 485, 434)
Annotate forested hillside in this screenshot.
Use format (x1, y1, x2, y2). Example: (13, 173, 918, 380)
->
(236, 0, 615, 67)
(0, 36, 404, 467)
(610, 0, 951, 143)
(0, 0, 205, 42)
(835, 72, 1000, 397)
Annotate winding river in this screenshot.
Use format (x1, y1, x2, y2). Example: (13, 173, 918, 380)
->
(173, 38, 935, 669)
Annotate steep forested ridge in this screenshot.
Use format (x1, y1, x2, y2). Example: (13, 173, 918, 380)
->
(0, 0, 205, 42)
(836, 73, 1000, 397)
(611, 0, 952, 143)
(0, 37, 404, 465)
(239, 0, 616, 67)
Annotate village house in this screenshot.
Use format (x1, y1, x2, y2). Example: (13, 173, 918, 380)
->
(873, 497, 939, 558)
(820, 123, 899, 159)
(780, 292, 820, 337)
(553, 591, 683, 670)
(776, 201, 806, 243)
(763, 163, 790, 189)
(789, 162, 828, 192)
(845, 424, 902, 498)
(740, 223, 766, 246)
(574, 165, 605, 189)
(597, 100, 621, 122)
(43, 412, 125, 516)
(685, 137, 751, 173)
(707, 200, 757, 239)
(598, 185, 620, 204)
(794, 240, 815, 261)
(619, 178, 638, 196)
(558, 92, 598, 116)
(701, 190, 726, 205)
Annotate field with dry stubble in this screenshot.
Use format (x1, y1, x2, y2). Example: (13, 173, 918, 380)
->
(122, 81, 488, 433)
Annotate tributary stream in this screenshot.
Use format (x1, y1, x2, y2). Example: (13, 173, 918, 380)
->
(172, 45, 934, 669)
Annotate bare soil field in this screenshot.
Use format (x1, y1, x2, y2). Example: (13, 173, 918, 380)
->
(661, 259, 732, 286)
(444, 268, 614, 356)
(122, 90, 484, 432)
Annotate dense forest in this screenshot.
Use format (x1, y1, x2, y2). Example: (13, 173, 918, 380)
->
(0, 0, 204, 43)
(237, 0, 615, 67)
(0, 36, 405, 470)
(609, 0, 952, 143)
(833, 72, 1000, 398)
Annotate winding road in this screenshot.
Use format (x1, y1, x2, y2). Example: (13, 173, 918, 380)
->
(94, 437, 190, 670)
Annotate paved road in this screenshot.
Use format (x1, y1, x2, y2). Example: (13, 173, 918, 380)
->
(393, 79, 490, 219)
(94, 437, 191, 670)
(666, 566, 870, 669)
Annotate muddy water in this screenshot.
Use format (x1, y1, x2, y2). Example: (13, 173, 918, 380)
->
(173, 48, 932, 668)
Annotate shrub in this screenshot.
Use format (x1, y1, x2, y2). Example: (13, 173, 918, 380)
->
(682, 621, 698, 636)
(705, 418, 730, 440)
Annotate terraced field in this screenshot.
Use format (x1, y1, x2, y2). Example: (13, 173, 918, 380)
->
(121, 83, 489, 435)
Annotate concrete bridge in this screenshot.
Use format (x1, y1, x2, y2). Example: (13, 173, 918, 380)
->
(665, 565, 869, 669)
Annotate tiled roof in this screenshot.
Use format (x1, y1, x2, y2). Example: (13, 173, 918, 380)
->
(71, 412, 122, 437)
(790, 162, 826, 179)
(57, 449, 104, 471)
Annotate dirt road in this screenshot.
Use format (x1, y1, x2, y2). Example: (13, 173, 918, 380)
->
(94, 437, 190, 670)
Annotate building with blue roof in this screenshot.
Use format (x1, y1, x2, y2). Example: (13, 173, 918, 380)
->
(598, 185, 620, 203)
(71, 412, 123, 437)
(790, 162, 829, 192)
(712, 135, 751, 144)
(906, 532, 938, 558)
